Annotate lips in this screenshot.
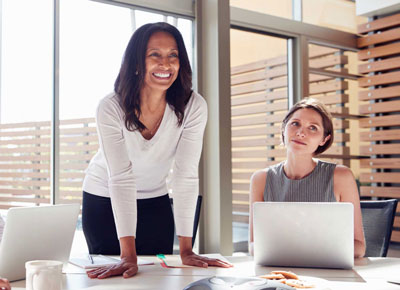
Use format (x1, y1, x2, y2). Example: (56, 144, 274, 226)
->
(292, 139, 306, 145)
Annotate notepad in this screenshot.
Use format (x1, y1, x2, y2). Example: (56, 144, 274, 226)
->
(69, 255, 153, 269)
(157, 254, 230, 268)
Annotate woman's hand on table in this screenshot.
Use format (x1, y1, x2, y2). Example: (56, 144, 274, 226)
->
(86, 256, 138, 279)
(181, 251, 233, 268)
(0, 277, 11, 290)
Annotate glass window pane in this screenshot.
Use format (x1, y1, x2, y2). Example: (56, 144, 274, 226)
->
(303, 0, 367, 33)
(231, 29, 288, 253)
(0, 0, 53, 209)
(230, 0, 292, 20)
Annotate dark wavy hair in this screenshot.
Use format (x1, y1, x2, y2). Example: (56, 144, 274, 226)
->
(281, 98, 334, 155)
(114, 22, 192, 131)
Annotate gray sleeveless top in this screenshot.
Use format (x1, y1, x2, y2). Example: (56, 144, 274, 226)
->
(263, 159, 337, 202)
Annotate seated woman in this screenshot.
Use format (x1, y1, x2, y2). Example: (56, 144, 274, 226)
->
(249, 98, 366, 258)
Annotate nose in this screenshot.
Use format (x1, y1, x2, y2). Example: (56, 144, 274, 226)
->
(158, 57, 170, 69)
(296, 127, 305, 137)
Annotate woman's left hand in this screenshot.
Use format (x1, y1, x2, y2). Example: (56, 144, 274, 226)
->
(181, 251, 233, 268)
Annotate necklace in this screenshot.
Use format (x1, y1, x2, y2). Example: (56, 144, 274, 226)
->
(148, 114, 163, 137)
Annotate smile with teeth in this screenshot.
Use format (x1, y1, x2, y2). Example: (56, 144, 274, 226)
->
(153, 72, 172, 79)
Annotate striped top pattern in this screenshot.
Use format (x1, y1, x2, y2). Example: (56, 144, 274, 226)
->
(263, 159, 337, 202)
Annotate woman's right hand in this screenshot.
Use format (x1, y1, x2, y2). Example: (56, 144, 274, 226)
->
(86, 256, 138, 279)
(0, 277, 11, 290)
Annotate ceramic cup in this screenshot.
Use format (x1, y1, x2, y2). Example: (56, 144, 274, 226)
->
(25, 260, 63, 290)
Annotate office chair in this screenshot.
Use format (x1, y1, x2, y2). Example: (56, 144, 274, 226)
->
(360, 199, 398, 257)
(170, 195, 202, 248)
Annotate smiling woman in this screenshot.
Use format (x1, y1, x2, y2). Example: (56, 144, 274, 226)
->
(81, 22, 232, 280)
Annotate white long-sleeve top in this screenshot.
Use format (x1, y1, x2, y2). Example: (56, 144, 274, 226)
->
(82, 91, 207, 239)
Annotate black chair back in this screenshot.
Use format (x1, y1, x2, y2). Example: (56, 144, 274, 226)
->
(360, 199, 398, 257)
(170, 195, 202, 248)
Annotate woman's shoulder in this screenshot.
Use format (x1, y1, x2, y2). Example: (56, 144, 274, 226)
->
(251, 162, 282, 185)
(186, 91, 207, 112)
(333, 164, 354, 179)
(183, 91, 207, 122)
(96, 93, 124, 118)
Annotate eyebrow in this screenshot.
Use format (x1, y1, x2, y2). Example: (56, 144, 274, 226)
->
(290, 118, 322, 126)
(146, 47, 178, 52)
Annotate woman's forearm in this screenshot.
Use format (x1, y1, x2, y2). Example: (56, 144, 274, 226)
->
(354, 239, 366, 258)
(120, 236, 137, 261)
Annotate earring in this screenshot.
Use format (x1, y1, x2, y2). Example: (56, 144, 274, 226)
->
(135, 70, 138, 75)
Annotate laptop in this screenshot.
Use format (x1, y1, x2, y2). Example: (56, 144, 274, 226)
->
(253, 202, 354, 269)
(0, 204, 80, 281)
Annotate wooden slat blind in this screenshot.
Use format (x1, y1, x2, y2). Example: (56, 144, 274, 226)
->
(358, 13, 400, 243)
(0, 118, 98, 209)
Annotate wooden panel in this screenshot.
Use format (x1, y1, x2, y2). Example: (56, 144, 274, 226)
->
(309, 55, 348, 69)
(358, 71, 400, 88)
(0, 180, 50, 187)
(232, 160, 275, 169)
(357, 13, 400, 34)
(360, 129, 400, 142)
(360, 172, 400, 183)
(232, 113, 285, 127)
(265, 77, 288, 90)
(360, 144, 400, 155)
(360, 158, 400, 169)
(232, 126, 281, 137)
(0, 197, 50, 203)
(0, 164, 50, 170)
(231, 70, 266, 85)
(358, 56, 400, 74)
(358, 86, 400, 101)
(359, 115, 400, 128)
(309, 81, 348, 95)
(232, 204, 249, 213)
(232, 149, 268, 158)
(232, 172, 253, 180)
(265, 66, 287, 79)
(358, 42, 400, 61)
(359, 100, 400, 114)
(231, 101, 287, 116)
(265, 90, 288, 101)
(0, 188, 49, 195)
(360, 186, 400, 198)
(309, 45, 339, 58)
(232, 193, 249, 202)
(393, 231, 400, 243)
(231, 81, 266, 96)
(0, 120, 50, 129)
(0, 172, 49, 178)
(232, 138, 280, 147)
(232, 183, 250, 191)
(231, 59, 268, 75)
(0, 155, 50, 162)
(357, 27, 400, 48)
(233, 214, 249, 224)
(312, 94, 349, 105)
(231, 92, 267, 106)
(394, 216, 400, 228)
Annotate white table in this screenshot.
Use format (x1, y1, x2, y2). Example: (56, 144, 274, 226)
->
(11, 256, 400, 289)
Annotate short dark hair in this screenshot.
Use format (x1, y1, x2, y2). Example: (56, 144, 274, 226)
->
(114, 22, 192, 131)
(281, 98, 334, 155)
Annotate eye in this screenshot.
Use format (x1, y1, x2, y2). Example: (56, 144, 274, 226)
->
(290, 121, 299, 126)
(169, 52, 179, 58)
(309, 125, 318, 131)
(149, 52, 160, 57)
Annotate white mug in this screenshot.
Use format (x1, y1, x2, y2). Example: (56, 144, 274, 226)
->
(25, 260, 63, 290)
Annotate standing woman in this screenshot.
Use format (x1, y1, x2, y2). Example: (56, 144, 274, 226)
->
(248, 98, 366, 258)
(82, 22, 231, 279)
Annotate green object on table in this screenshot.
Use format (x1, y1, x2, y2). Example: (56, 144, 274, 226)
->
(156, 254, 167, 265)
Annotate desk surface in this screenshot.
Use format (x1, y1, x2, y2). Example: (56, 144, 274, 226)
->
(11, 256, 400, 290)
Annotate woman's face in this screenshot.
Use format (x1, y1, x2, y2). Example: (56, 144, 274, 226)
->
(283, 108, 330, 155)
(142, 31, 180, 93)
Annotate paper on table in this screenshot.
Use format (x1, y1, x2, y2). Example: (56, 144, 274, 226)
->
(159, 254, 230, 268)
(69, 255, 153, 269)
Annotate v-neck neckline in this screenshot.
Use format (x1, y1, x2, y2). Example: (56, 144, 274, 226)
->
(136, 103, 169, 144)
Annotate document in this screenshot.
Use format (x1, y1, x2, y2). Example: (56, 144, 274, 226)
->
(69, 255, 153, 269)
(157, 254, 230, 268)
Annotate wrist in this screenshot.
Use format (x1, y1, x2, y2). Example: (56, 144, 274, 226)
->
(120, 236, 137, 259)
(178, 236, 194, 257)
